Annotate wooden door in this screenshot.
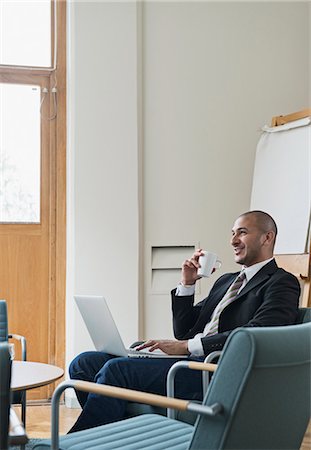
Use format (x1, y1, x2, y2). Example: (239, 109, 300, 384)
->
(0, 74, 56, 401)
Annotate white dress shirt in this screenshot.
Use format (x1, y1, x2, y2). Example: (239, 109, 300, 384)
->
(176, 258, 274, 356)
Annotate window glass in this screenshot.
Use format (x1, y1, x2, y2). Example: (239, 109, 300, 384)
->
(0, 83, 41, 223)
(0, 0, 51, 67)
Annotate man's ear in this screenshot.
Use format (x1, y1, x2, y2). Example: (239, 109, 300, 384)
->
(263, 231, 275, 247)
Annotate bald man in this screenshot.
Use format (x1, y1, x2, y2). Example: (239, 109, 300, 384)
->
(69, 210, 300, 431)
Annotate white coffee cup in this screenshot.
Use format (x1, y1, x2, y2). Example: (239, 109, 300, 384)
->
(197, 251, 222, 278)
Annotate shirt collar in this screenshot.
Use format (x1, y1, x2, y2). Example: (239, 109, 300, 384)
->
(241, 257, 274, 283)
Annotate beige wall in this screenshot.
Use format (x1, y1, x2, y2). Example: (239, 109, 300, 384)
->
(66, 1, 310, 392)
(142, 1, 309, 338)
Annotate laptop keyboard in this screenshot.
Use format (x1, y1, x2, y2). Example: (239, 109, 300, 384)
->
(127, 347, 166, 356)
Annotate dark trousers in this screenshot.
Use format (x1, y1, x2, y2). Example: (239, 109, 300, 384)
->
(68, 351, 204, 432)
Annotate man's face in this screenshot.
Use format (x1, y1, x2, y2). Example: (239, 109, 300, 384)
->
(231, 215, 268, 267)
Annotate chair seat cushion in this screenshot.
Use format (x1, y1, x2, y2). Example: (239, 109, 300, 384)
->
(33, 414, 194, 450)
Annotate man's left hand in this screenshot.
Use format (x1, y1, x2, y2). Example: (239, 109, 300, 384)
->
(135, 339, 189, 355)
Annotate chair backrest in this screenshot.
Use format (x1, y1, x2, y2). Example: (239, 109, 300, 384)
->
(0, 343, 12, 450)
(296, 307, 311, 324)
(189, 322, 311, 450)
(0, 300, 8, 343)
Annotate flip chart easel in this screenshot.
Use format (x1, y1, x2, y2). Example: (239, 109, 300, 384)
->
(252, 109, 311, 307)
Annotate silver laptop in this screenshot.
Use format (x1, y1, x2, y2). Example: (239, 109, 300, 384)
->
(74, 295, 187, 359)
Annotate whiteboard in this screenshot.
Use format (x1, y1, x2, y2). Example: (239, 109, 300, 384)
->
(250, 118, 311, 254)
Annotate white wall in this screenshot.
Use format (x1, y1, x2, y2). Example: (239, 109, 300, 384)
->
(66, 1, 140, 390)
(142, 1, 310, 338)
(310, 2, 311, 105)
(66, 1, 310, 396)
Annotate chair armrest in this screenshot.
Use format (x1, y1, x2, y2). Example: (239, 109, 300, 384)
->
(204, 351, 222, 363)
(187, 361, 218, 372)
(203, 351, 222, 392)
(8, 334, 27, 361)
(166, 360, 218, 419)
(9, 408, 28, 446)
(51, 380, 223, 450)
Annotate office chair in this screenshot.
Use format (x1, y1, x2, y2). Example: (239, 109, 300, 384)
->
(127, 306, 311, 425)
(0, 300, 27, 427)
(296, 306, 311, 324)
(0, 342, 11, 450)
(0, 342, 27, 450)
(33, 321, 311, 450)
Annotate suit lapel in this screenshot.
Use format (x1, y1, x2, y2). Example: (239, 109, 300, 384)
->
(190, 259, 279, 336)
(202, 274, 237, 311)
(234, 259, 278, 302)
(194, 273, 238, 331)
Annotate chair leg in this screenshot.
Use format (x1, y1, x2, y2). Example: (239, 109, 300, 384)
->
(20, 391, 26, 450)
(21, 390, 26, 427)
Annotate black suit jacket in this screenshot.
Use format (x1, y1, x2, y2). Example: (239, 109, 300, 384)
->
(171, 260, 300, 355)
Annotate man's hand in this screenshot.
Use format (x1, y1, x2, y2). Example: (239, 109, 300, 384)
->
(181, 248, 205, 285)
(135, 339, 189, 355)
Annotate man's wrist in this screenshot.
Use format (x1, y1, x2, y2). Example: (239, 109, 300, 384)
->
(180, 281, 196, 288)
(176, 282, 196, 297)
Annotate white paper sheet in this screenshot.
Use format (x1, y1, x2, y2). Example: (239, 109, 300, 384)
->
(250, 120, 311, 254)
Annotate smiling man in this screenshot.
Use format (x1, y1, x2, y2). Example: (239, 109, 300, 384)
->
(138, 210, 299, 357)
(69, 210, 300, 431)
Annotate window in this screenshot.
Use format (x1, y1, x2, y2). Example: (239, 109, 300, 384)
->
(0, 0, 56, 224)
(0, 0, 52, 67)
(0, 83, 41, 222)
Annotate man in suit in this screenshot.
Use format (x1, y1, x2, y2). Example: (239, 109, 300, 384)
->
(69, 210, 300, 432)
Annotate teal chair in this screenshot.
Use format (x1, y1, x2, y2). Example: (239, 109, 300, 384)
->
(0, 342, 28, 450)
(127, 306, 311, 425)
(0, 300, 27, 427)
(33, 321, 311, 450)
(0, 342, 11, 450)
(296, 306, 311, 324)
